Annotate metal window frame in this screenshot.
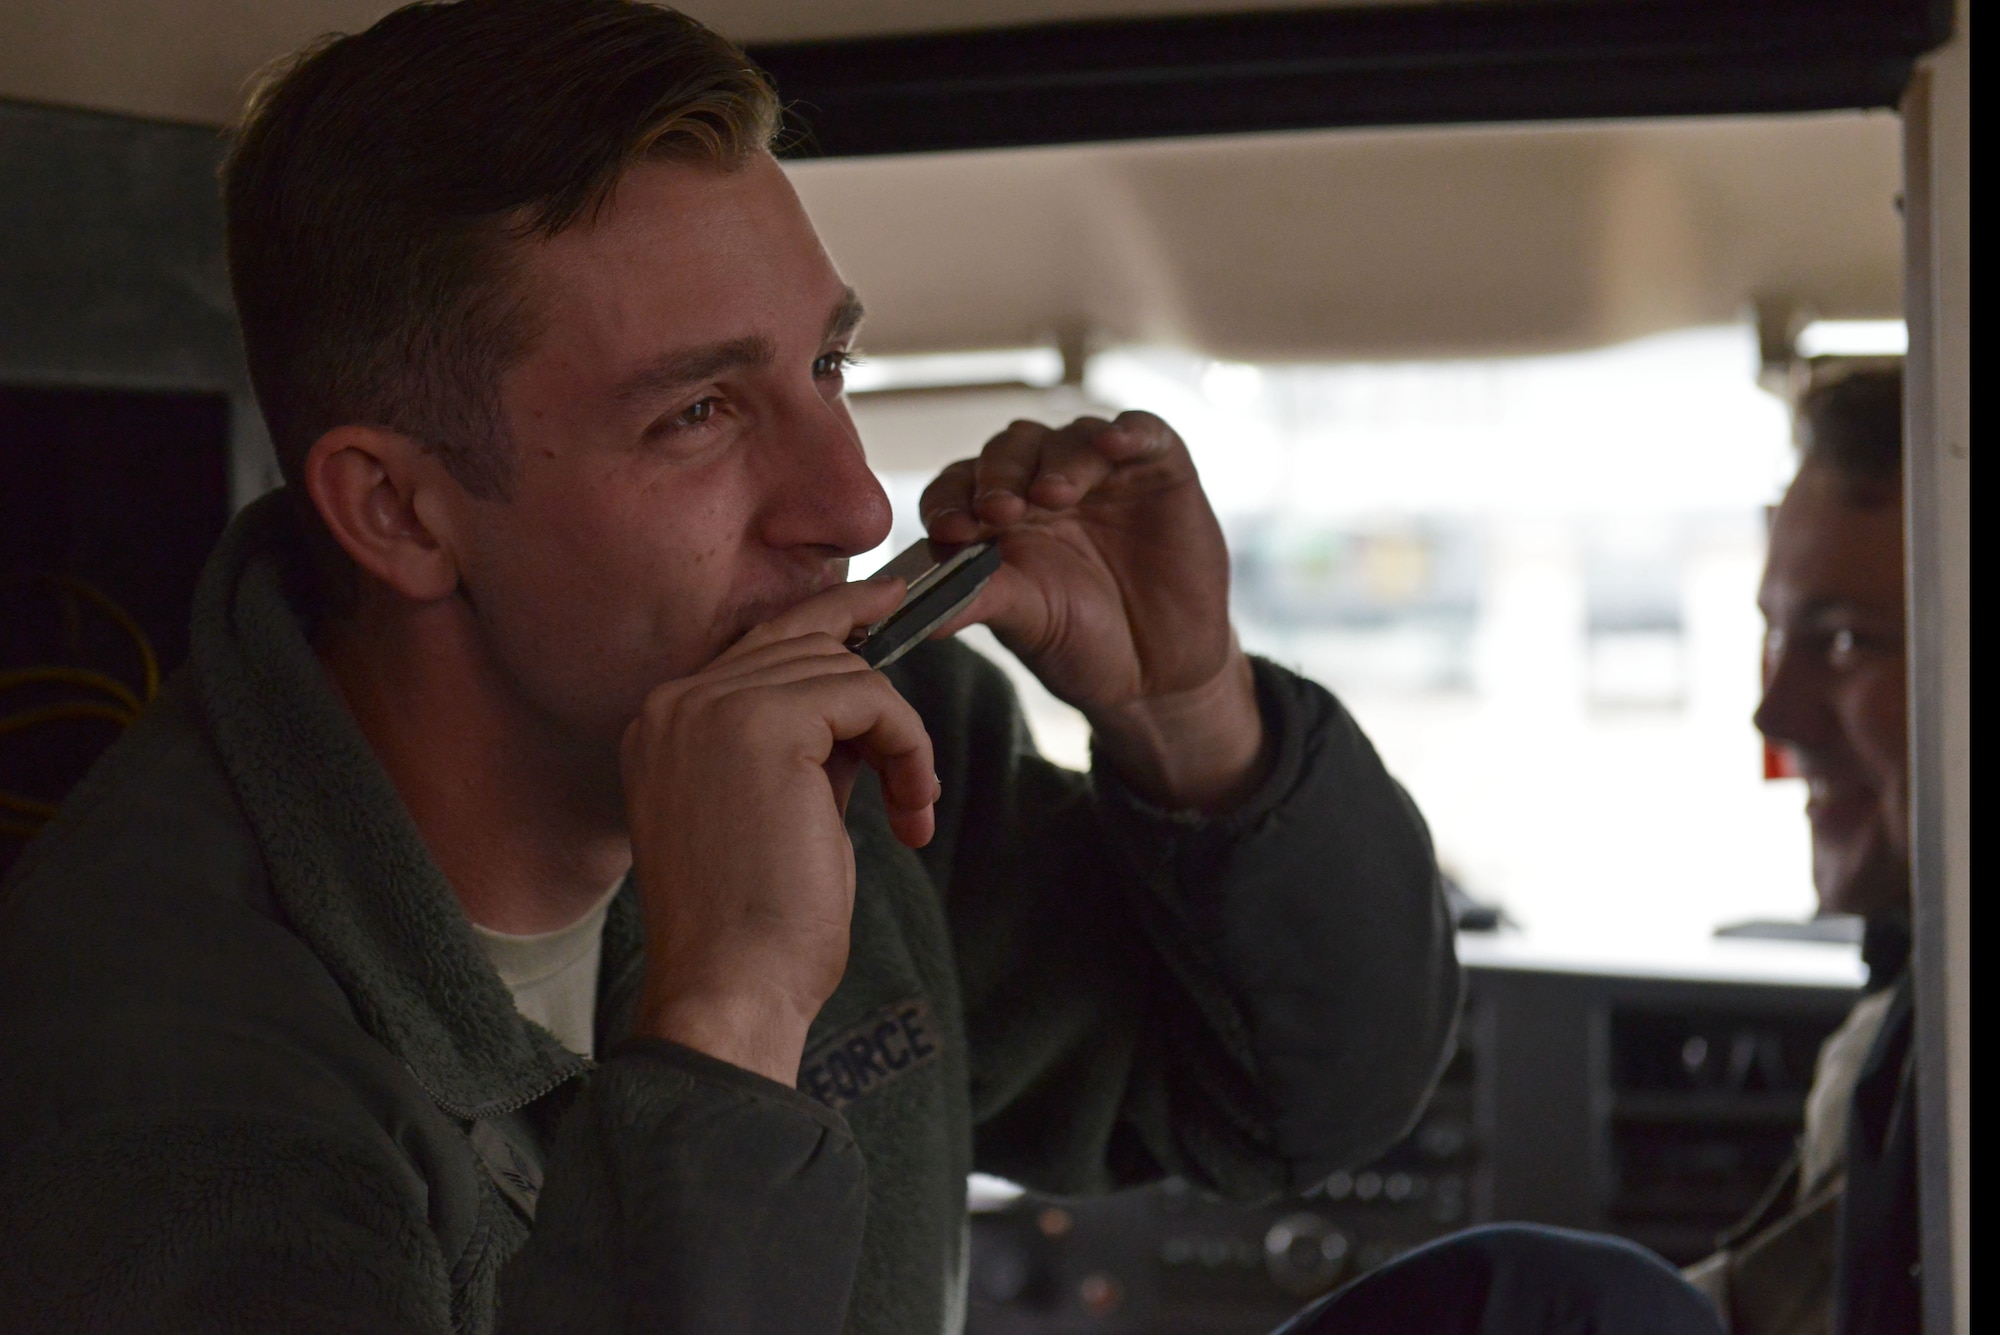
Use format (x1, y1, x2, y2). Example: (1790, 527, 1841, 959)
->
(752, 0, 1952, 159)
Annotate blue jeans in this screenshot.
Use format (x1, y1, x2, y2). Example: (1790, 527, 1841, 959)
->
(1274, 1225, 1727, 1335)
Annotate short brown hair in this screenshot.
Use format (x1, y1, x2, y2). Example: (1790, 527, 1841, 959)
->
(224, 0, 778, 502)
(1796, 363, 1903, 507)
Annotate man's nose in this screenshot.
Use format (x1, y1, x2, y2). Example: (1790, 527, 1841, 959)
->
(1753, 639, 1827, 750)
(762, 396, 892, 557)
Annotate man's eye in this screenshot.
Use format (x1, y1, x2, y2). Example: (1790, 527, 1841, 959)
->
(1825, 627, 1903, 669)
(674, 398, 717, 428)
(814, 350, 854, 382)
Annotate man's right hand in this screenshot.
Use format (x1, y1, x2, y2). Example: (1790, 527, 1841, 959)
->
(620, 579, 939, 1085)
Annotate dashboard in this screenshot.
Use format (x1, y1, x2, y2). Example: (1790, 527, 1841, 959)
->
(964, 952, 1859, 1333)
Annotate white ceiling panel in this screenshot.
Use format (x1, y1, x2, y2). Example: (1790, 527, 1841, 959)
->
(0, 4, 1902, 361)
(791, 113, 1903, 362)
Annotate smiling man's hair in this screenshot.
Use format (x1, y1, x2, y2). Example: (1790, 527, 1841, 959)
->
(1795, 363, 1903, 508)
(224, 0, 779, 506)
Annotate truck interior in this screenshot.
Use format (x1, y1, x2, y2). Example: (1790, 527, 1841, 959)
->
(0, 2, 1970, 1332)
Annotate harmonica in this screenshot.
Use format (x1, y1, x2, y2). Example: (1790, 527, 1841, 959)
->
(848, 539, 1002, 670)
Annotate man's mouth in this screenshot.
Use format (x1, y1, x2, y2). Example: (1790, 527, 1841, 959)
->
(716, 564, 851, 646)
(1804, 774, 1879, 834)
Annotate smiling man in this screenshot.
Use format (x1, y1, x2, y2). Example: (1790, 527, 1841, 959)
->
(1682, 364, 1917, 1335)
(1240, 373, 1914, 1335)
(0, 3, 1459, 1333)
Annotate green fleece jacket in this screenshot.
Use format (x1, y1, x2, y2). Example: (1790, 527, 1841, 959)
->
(0, 492, 1459, 1334)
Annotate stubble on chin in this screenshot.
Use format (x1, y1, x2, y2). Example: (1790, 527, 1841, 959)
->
(1813, 824, 1910, 918)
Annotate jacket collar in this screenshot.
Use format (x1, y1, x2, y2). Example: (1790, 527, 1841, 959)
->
(190, 490, 593, 1118)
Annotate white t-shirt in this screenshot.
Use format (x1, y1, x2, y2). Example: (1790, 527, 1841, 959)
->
(471, 884, 621, 1058)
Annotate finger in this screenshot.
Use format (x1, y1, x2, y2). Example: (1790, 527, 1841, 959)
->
(626, 637, 879, 771)
(721, 577, 906, 663)
(885, 799, 936, 850)
(922, 564, 1020, 642)
(1022, 418, 1119, 510)
(653, 657, 937, 821)
(1096, 409, 1188, 467)
(919, 458, 983, 542)
(793, 671, 939, 845)
(685, 634, 878, 694)
(971, 420, 1052, 525)
(825, 740, 932, 850)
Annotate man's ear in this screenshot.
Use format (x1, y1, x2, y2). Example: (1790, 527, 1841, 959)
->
(303, 425, 462, 603)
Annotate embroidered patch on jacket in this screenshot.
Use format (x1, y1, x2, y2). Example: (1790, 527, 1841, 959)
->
(799, 998, 941, 1111)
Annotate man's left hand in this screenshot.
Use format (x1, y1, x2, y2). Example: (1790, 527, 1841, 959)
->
(919, 411, 1269, 812)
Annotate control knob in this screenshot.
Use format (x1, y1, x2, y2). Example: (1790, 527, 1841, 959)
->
(1264, 1212, 1352, 1298)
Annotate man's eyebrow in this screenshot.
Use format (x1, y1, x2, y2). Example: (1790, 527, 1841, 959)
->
(608, 292, 862, 405)
(1800, 597, 1861, 621)
(1785, 596, 1903, 630)
(826, 289, 865, 344)
(1805, 598, 1905, 625)
(612, 336, 775, 404)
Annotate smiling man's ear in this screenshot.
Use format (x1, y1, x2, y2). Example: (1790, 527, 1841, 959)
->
(303, 425, 464, 603)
